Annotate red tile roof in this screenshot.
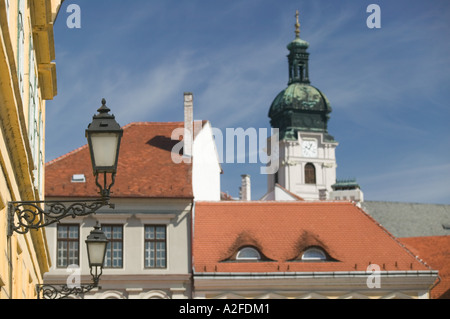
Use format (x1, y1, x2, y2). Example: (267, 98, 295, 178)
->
(46, 122, 193, 199)
(400, 236, 450, 299)
(193, 201, 432, 273)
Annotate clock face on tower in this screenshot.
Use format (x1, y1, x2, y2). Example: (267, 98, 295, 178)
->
(302, 140, 317, 158)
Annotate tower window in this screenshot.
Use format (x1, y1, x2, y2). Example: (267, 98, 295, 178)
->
(305, 163, 316, 184)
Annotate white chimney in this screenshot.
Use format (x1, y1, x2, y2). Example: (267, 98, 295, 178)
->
(240, 174, 251, 201)
(184, 92, 193, 157)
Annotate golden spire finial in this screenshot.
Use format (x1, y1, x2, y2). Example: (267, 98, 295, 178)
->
(295, 10, 300, 38)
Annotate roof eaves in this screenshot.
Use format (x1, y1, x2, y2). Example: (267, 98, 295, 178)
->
(193, 270, 439, 278)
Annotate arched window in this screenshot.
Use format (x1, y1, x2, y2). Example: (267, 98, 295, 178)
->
(305, 163, 316, 184)
(301, 248, 327, 261)
(236, 247, 261, 261)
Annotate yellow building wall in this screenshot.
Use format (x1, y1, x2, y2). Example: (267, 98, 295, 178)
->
(0, 0, 62, 299)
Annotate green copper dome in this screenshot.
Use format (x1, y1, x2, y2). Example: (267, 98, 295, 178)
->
(269, 83, 331, 114)
(268, 12, 335, 142)
(269, 83, 333, 140)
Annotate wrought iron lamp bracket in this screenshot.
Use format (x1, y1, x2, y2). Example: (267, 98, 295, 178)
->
(8, 198, 114, 236)
(36, 283, 100, 299)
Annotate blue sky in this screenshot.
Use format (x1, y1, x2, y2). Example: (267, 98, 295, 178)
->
(46, 0, 450, 204)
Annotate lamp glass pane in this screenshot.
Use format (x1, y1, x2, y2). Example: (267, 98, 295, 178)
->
(90, 133, 119, 168)
(87, 241, 107, 266)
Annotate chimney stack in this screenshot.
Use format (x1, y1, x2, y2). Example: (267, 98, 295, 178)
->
(239, 174, 251, 201)
(319, 189, 327, 201)
(184, 92, 193, 157)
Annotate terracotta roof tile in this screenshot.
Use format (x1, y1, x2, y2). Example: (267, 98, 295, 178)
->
(400, 236, 450, 299)
(193, 201, 432, 273)
(46, 122, 193, 199)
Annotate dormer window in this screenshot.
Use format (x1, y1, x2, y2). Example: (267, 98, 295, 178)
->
(71, 174, 86, 183)
(236, 247, 261, 261)
(301, 247, 327, 261)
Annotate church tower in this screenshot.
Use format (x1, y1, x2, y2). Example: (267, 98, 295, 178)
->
(267, 12, 338, 200)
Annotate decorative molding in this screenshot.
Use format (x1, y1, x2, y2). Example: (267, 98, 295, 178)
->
(134, 213, 177, 222)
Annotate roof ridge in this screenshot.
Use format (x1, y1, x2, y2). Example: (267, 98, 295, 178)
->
(46, 144, 88, 166)
(365, 200, 450, 206)
(47, 121, 188, 165)
(122, 121, 185, 129)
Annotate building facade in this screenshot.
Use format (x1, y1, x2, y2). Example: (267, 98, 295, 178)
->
(0, 0, 62, 299)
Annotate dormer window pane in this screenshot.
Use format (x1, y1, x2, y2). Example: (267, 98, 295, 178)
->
(236, 247, 261, 260)
(302, 248, 326, 261)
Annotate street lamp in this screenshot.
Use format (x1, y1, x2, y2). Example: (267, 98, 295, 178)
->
(8, 99, 123, 235)
(85, 222, 108, 286)
(36, 223, 108, 299)
(86, 98, 123, 198)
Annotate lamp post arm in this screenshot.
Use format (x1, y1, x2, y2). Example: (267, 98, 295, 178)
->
(8, 198, 114, 236)
(36, 283, 100, 299)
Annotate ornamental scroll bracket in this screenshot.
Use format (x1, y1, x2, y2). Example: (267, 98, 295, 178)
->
(8, 199, 114, 236)
(36, 283, 99, 299)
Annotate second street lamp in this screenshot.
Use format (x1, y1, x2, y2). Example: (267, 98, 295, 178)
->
(36, 223, 109, 299)
(85, 222, 108, 287)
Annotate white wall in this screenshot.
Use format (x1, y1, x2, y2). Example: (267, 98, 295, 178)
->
(192, 121, 221, 201)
